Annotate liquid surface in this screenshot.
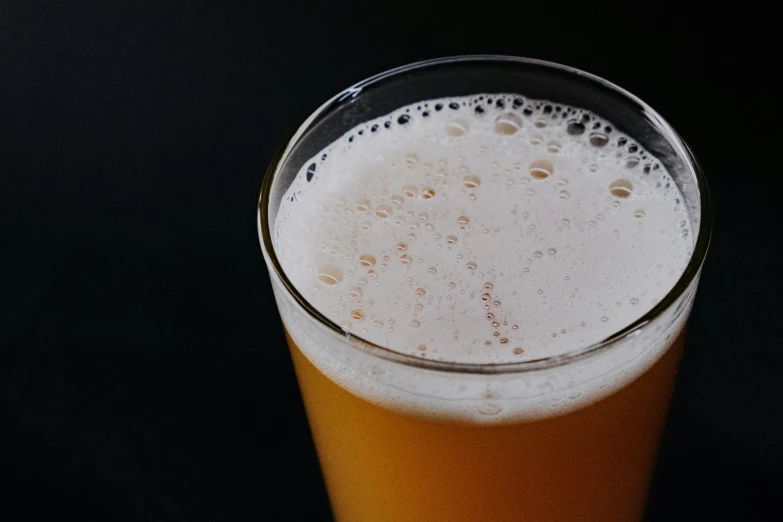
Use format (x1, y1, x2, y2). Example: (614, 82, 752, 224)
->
(274, 94, 693, 364)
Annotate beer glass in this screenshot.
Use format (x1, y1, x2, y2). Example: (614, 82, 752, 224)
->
(257, 56, 711, 521)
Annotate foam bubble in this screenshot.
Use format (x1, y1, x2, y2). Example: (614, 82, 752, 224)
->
(609, 179, 634, 198)
(317, 266, 343, 286)
(494, 112, 523, 135)
(529, 159, 554, 180)
(358, 254, 376, 267)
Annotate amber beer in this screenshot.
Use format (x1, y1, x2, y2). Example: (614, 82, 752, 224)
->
(289, 331, 683, 522)
(258, 57, 710, 522)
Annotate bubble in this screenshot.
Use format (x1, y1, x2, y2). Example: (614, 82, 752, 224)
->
(410, 319, 421, 327)
(417, 344, 427, 351)
(395, 242, 408, 251)
(463, 175, 481, 189)
(547, 247, 557, 255)
(600, 316, 609, 322)
(493, 300, 501, 307)
(375, 204, 392, 218)
(529, 159, 554, 180)
(421, 187, 436, 199)
(457, 215, 470, 225)
(513, 347, 524, 355)
(466, 261, 477, 270)
(481, 293, 491, 302)
(494, 112, 523, 135)
(405, 153, 420, 165)
(355, 199, 370, 212)
(446, 235, 458, 244)
(390, 194, 405, 206)
(478, 403, 502, 416)
(626, 156, 640, 169)
(546, 140, 561, 153)
(609, 179, 633, 199)
(589, 132, 609, 147)
(630, 297, 639, 305)
(428, 266, 437, 273)
(317, 266, 343, 286)
(483, 282, 493, 290)
(533, 118, 548, 128)
(534, 250, 543, 258)
(416, 287, 426, 296)
(400, 254, 412, 265)
(403, 185, 417, 198)
(634, 209, 646, 218)
(446, 119, 470, 137)
(351, 309, 365, 320)
(359, 254, 376, 267)
(559, 190, 570, 199)
(499, 337, 509, 344)
(511, 324, 519, 330)
(374, 319, 384, 328)
(567, 120, 586, 135)
(348, 286, 363, 298)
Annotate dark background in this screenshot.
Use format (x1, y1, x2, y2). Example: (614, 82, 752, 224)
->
(2, 1, 781, 520)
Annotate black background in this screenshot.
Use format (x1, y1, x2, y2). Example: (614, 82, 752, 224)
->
(2, 1, 781, 520)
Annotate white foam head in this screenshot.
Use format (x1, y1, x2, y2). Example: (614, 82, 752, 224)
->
(266, 94, 698, 422)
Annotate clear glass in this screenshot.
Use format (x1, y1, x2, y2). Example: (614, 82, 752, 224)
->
(257, 56, 711, 522)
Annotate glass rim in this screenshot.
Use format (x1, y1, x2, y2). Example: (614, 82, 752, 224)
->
(258, 54, 712, 375)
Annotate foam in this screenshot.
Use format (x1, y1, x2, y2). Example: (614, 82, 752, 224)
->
(266, 94, 698, 422)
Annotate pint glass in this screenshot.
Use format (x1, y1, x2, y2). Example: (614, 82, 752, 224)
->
(258, 56, 710, 522)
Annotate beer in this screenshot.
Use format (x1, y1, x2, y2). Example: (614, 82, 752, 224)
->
(289, 331, 682, 521)
(259, 60, 708, 522)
